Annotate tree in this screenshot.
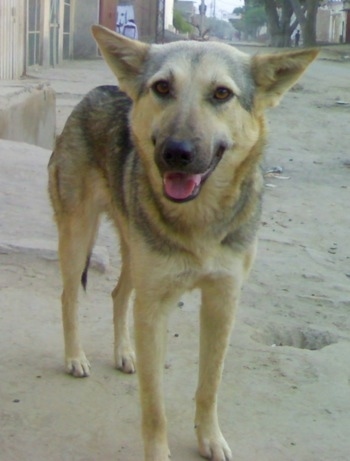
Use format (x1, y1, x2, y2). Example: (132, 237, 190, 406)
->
(244, 6, 267, 39)
(262, 0, 318, 47)
(230, 3, 267, 40)
(289, 0, 318, 46)
(173, 9, 194, 34)
(205, 17, 235, 40)
(263, 0, 296, 47)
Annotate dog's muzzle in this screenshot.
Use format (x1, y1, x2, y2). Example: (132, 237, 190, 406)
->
(156, 139, 226, 203)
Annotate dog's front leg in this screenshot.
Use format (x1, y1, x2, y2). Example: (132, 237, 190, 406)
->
(133, 294, 172, 461)
(195, 275, 241, 461)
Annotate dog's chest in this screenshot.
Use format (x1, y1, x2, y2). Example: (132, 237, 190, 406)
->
(170, 245, 245, 289)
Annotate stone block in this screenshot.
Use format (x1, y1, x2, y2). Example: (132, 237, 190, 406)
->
(0, 83, 56, 149)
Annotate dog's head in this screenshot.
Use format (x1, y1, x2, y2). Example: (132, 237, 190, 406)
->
(92, 26, 318, 204)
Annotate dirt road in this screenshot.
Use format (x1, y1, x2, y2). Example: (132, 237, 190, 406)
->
(1, 50, 349, 461)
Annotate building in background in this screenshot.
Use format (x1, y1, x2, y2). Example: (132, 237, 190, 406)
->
(0, 0, 173, 80)
(118, 0, 157, 42)
(0, 1, 26, 79)
(317, 1, 350, 43)
(164, 0, 175, 31)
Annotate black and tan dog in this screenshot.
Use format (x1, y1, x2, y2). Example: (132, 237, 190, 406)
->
(48, 25, 317, 461)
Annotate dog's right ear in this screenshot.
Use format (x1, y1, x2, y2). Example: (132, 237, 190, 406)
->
(91, 25, 150, 99)
(251, 48, 319, 110)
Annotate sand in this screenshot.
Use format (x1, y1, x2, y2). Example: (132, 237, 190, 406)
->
(0, 50, 349, 461)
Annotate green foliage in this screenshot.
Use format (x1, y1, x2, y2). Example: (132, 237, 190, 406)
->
(173, 9, 194, 34)
(245, 6, 266, 35)
(233, 6, 244, 15)
(230, 3, 266, 38)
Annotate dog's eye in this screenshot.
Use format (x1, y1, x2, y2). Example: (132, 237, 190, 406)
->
(152, 80, 171, 96)
(213, 87, 233, 101)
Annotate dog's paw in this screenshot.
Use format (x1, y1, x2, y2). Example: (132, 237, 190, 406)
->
(144, 442, 171, 461)
(66, 354, 91, 378)
(196, 428, 232, 461)
(115, 346, 136, 374)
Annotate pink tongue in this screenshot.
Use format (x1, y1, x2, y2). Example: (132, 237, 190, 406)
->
(164, 172, 202, 200)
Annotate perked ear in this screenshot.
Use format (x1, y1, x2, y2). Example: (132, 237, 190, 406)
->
(91, 25, 150, 99)
(251, 48, 319, 110)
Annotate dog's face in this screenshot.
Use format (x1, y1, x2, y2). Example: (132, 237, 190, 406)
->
(130, 42, 259, 203)
(92, 26, 318, 203)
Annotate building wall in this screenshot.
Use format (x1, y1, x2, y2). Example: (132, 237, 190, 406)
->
(0, 0, 170, 77)
(99, 0, 117, 31)
(119, 0, 158, 42)
(40, 0, 52, 67)
(73, 0, 100, 58)
(164, 0, 174, 31)
(317, 7, 331, 42)
(317, 2, 348, 43)
(0, 0, 26, 79)
(329, 10, 344, 42)
(84, 0, 161, 44)
(138, 0, 157, 42)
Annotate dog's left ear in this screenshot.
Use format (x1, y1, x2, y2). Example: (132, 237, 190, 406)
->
(251, 49, 319, 110)
(91, 25, 150, 99)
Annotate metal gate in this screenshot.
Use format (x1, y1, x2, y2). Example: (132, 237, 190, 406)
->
(27, 0, 41, 66)
(50, 0, 60, 65)
(62, 0, 71, 59)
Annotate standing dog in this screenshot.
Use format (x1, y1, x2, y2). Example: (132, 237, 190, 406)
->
(48, 25, 317, 461)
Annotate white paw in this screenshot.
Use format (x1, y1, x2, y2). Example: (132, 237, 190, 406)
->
(115, 345, 136, 374)
(66, 354, 91, 377)
(144, 442, 171, 461)
(197, 428, 232, 461)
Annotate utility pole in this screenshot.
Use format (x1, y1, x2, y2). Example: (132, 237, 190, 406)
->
(156, 0, 165, 43)
(199, 0, 207, 38)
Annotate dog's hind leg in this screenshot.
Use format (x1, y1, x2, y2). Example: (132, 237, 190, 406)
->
(57, 208, 100, 377)
(195, 275, 241, 461)
(112, 237, 135, 374)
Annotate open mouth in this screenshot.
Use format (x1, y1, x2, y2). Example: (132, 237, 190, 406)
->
(163, 171, 207, 202)
(162, 146, 225, 203)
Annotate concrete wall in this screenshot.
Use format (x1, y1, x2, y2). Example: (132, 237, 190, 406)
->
(317, 8, 331, 42)
(317, 3, 347, 43)
(73, 0, 100, 58)
(0, 84, 56, 150)
(134, 0, 158, 42)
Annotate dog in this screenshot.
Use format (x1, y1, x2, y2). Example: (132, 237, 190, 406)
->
(48, 25, 318, 461)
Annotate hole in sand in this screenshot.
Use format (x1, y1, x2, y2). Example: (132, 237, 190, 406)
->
(253, 325, 338, 350)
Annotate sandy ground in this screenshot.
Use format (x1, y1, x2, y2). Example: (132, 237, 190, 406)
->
(1, 48, 350, 461)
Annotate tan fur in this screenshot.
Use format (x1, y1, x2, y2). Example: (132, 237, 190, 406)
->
(48, 26, 318, 461)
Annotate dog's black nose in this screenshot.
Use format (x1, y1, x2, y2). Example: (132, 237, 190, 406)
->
(162, 139, 194, 168)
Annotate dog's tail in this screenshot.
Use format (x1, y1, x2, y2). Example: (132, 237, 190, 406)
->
(81, 255, 91, 291)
